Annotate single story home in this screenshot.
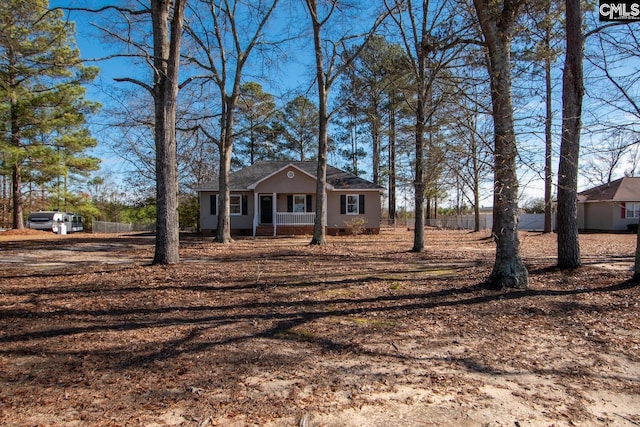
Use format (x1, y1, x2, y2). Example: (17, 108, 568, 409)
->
(578, 177, 640, 232)
(196, 161, 384, 236)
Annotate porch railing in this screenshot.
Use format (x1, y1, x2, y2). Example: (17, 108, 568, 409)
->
(275, 212, 315, 225)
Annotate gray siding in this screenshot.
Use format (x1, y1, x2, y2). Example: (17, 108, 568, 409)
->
(577, 203, 585, 230)
(579, 201, 639, 231)
(613, 202, 638, 231)
(583, 202, 613, 231)
(578, 201, 639, 231)
(199, 191, 254, 231)
(327, 191, 381, 230)
(254, 166, 316, 194)
(200, 191, 216, 230)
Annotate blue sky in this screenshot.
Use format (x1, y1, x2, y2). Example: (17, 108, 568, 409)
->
(47, 1, 640, 208)
(49, 1, 142, 180)
(50, 0, 317, 183)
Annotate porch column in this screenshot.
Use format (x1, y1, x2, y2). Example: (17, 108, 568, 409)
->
(273, 192, 277, 236)
(253, 192, 259, 237)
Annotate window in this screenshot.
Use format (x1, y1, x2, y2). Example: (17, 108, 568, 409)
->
(287, 195, 312, 212)
(230, 195, 241, 215)
(341, 194, 365, 215)
(626, 202, 640, 218)
(294, 195, 306, 212)
(209, 195, 217, 215)
(347, 195, 359, 214)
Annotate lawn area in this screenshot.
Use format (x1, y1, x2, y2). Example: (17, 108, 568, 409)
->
(0, 229, 638, 426)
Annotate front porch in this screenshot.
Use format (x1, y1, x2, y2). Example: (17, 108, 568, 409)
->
(254, 211, 316, 237)
(252, 193, 321, 237)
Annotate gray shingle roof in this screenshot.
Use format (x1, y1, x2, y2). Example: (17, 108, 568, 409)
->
(195, 160, 384, 192)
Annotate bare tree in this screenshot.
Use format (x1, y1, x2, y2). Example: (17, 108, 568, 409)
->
(584, 22, 640, 183)
(304, 0, 387, 245)
(582, 131, 632, 186)
(184, 0, 279, 244)
(472, 0, 528, 288)
(148, 0, 187, 264)
(556, 0, 583, 269)
(70, 1, 188, 264)
(105, 1, 187, 264)
(582, 20, 640, 276)
(384, 0, 469, 252)
(448, 86, 493, 232)
(521, 1, 564, 233)
(587, 23, 640, 128)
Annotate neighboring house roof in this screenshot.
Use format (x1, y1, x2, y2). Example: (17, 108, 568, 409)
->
(196, 160, 384, 192)
(578, 177, 640, 202)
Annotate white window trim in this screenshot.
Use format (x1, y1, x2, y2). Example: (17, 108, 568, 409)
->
(626, 202, 640, 219)
(294, 194, 306, 213)
(346, 194, 359, 215)
(230, 194, 242, 216)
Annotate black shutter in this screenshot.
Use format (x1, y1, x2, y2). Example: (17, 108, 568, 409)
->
(287, 195, 293, 212)
(306, 195, 313, 212)
(242, 195, 248, 215)
(210, 194, 217, 215)
(340, 195, 346, 214)
(359, 194, 365, 214)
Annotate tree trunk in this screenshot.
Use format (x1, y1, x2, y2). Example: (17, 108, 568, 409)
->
(217, 92, 237, 244)
(388, 96, 397, 224)
(11, 164, 23, 229)
(1, 168, 7, 228)
(472, 134, 481, 232)
(311, 96, 328, 245)
(634, 216, 640, 278)
(308, 0, 327, 246)
(543, 5, 553, 234)
(151, 0, 185, 265)
(372, 114, 380, 185)
(556, 0, 583, 269)
(413, 95, 425, 252)
(411, 16, 429, 254)
(216, 139, 233, 243)
(10, 82, 23, 229)
(312, 139, 328, 245)
(473, 0, 528, 288)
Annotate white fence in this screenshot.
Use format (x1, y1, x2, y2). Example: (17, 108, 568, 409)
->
(426, 214, 492, 230)
(424, 213, 554, 231)
(518, 213, 556, 231)
(92, 221, 155, 234)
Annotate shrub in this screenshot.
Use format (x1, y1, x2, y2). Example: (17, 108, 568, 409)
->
(344, 216, 368, 235)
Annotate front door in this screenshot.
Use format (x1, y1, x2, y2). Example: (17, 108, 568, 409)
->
(260, 195, 273, 224)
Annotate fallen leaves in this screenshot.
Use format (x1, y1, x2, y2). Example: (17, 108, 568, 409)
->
(0, 230, 639, 426)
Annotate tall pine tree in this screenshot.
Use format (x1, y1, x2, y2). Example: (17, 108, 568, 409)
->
(0, 0, 99, 228)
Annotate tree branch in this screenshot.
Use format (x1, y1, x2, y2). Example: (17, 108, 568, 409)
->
(113, 77, 153, 93)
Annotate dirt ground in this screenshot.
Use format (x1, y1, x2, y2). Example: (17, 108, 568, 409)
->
(0, 228, 638, 427)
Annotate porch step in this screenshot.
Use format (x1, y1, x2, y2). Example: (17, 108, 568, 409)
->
(255, 225, 274, 236)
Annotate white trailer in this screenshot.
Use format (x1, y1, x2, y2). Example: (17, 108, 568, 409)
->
(26, 211, 84, 233)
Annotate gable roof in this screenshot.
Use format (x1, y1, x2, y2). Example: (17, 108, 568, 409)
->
(578, 177, 640, 202)
(196, 160, 384, 192)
